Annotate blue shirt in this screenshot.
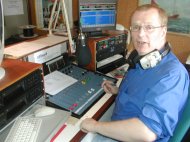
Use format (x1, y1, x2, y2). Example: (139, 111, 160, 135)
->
(111, 51, 189, 142)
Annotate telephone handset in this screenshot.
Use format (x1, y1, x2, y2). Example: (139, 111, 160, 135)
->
(116, 24, 131, 45)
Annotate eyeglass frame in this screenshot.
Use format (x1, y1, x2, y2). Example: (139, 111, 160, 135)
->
(130, 25, 166, 32)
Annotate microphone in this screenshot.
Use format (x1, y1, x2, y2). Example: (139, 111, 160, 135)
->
(76, 29, 91, 67)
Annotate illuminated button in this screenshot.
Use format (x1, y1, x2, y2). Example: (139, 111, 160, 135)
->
(91, 88, 95, 91)
(81, 80, 86, 84)
(69, 106, 74, 110)
(72, 103, 78, 107)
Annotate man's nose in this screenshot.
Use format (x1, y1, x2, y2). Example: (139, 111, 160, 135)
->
(138, 27, 146, 36)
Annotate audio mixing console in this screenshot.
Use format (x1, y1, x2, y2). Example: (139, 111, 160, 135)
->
(46, 64, 117, 118)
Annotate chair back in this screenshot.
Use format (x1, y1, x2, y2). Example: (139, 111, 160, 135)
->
(169, 87, 190, 142)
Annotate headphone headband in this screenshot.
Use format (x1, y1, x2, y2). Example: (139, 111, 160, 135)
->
(160, 42, 171, 57)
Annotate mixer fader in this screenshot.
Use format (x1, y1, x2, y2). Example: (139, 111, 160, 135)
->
(46, 64, 117, 118)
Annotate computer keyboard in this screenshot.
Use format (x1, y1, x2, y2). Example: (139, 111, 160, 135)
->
(5, 117, 42, 142)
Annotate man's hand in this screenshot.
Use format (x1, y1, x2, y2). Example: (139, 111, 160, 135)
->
(80, 118, 98, 133)
(102, 80, 118, 95)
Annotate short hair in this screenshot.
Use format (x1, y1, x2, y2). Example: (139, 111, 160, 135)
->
(131, 4, 168, 26)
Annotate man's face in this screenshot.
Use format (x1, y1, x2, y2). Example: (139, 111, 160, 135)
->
(131, 9, 167, 55)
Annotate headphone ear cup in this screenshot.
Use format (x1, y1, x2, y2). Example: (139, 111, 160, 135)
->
(139, 50, 161, 69)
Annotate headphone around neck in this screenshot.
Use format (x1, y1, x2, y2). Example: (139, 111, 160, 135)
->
(127, 42, 171, 69)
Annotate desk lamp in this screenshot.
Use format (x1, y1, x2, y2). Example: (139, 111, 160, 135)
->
(48, 0, 75, 53)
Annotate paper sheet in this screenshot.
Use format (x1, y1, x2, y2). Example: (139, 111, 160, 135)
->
(44, 71, 77, 95)
(3, 0, 24, 16)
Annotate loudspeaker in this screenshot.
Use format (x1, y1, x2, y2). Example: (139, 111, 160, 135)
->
(127, 42, 171, 69)
(76, 31, 92, 67)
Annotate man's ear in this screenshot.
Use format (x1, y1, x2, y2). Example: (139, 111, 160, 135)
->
(162, 26, 167, 37)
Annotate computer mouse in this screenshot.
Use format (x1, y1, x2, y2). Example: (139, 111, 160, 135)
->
(34, 106, 55, 117)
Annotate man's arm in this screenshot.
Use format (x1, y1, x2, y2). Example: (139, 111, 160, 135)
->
(80, 117, 157, 142)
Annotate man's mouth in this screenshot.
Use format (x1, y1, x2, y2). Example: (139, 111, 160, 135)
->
(137, 41, 146, 45)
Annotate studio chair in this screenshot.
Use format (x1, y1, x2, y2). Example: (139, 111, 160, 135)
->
(169, 87, 190, 142)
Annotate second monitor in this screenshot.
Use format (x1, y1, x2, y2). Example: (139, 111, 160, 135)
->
(79, 0, 118, 37)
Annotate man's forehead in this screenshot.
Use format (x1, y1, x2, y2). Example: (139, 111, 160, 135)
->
(132, 9, 160, 23)
(133, 8, 159, 17)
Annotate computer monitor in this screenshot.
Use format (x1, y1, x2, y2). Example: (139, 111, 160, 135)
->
(79, 0, 117, 37)
(0, 0, 5, 79)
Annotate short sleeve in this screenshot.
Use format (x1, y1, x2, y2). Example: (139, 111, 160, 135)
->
(139, 70, 189, 139)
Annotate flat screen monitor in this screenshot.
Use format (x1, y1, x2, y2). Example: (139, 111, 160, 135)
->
(0, 0, 5, 79)
(79, 0, 117, 37)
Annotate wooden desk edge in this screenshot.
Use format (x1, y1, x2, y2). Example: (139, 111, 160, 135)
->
(70, 95, 116, 142)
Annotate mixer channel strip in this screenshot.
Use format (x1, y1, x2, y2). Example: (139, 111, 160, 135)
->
(46, 64, 117, 118)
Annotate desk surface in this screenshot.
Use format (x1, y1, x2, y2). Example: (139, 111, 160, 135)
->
(4, 35, 69, 59)
(0, 59, 42, 91)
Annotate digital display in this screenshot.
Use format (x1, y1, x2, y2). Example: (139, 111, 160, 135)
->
(79, 0, 117, 34)
(80, 4, 116, 28)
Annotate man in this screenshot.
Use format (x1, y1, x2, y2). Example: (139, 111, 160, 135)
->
(80, 4, 189, 142)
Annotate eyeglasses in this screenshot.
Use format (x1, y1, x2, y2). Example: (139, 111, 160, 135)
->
(130, 25, 165, 32)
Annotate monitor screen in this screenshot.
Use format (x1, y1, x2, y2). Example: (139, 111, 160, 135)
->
(79, 0, 117, 35)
